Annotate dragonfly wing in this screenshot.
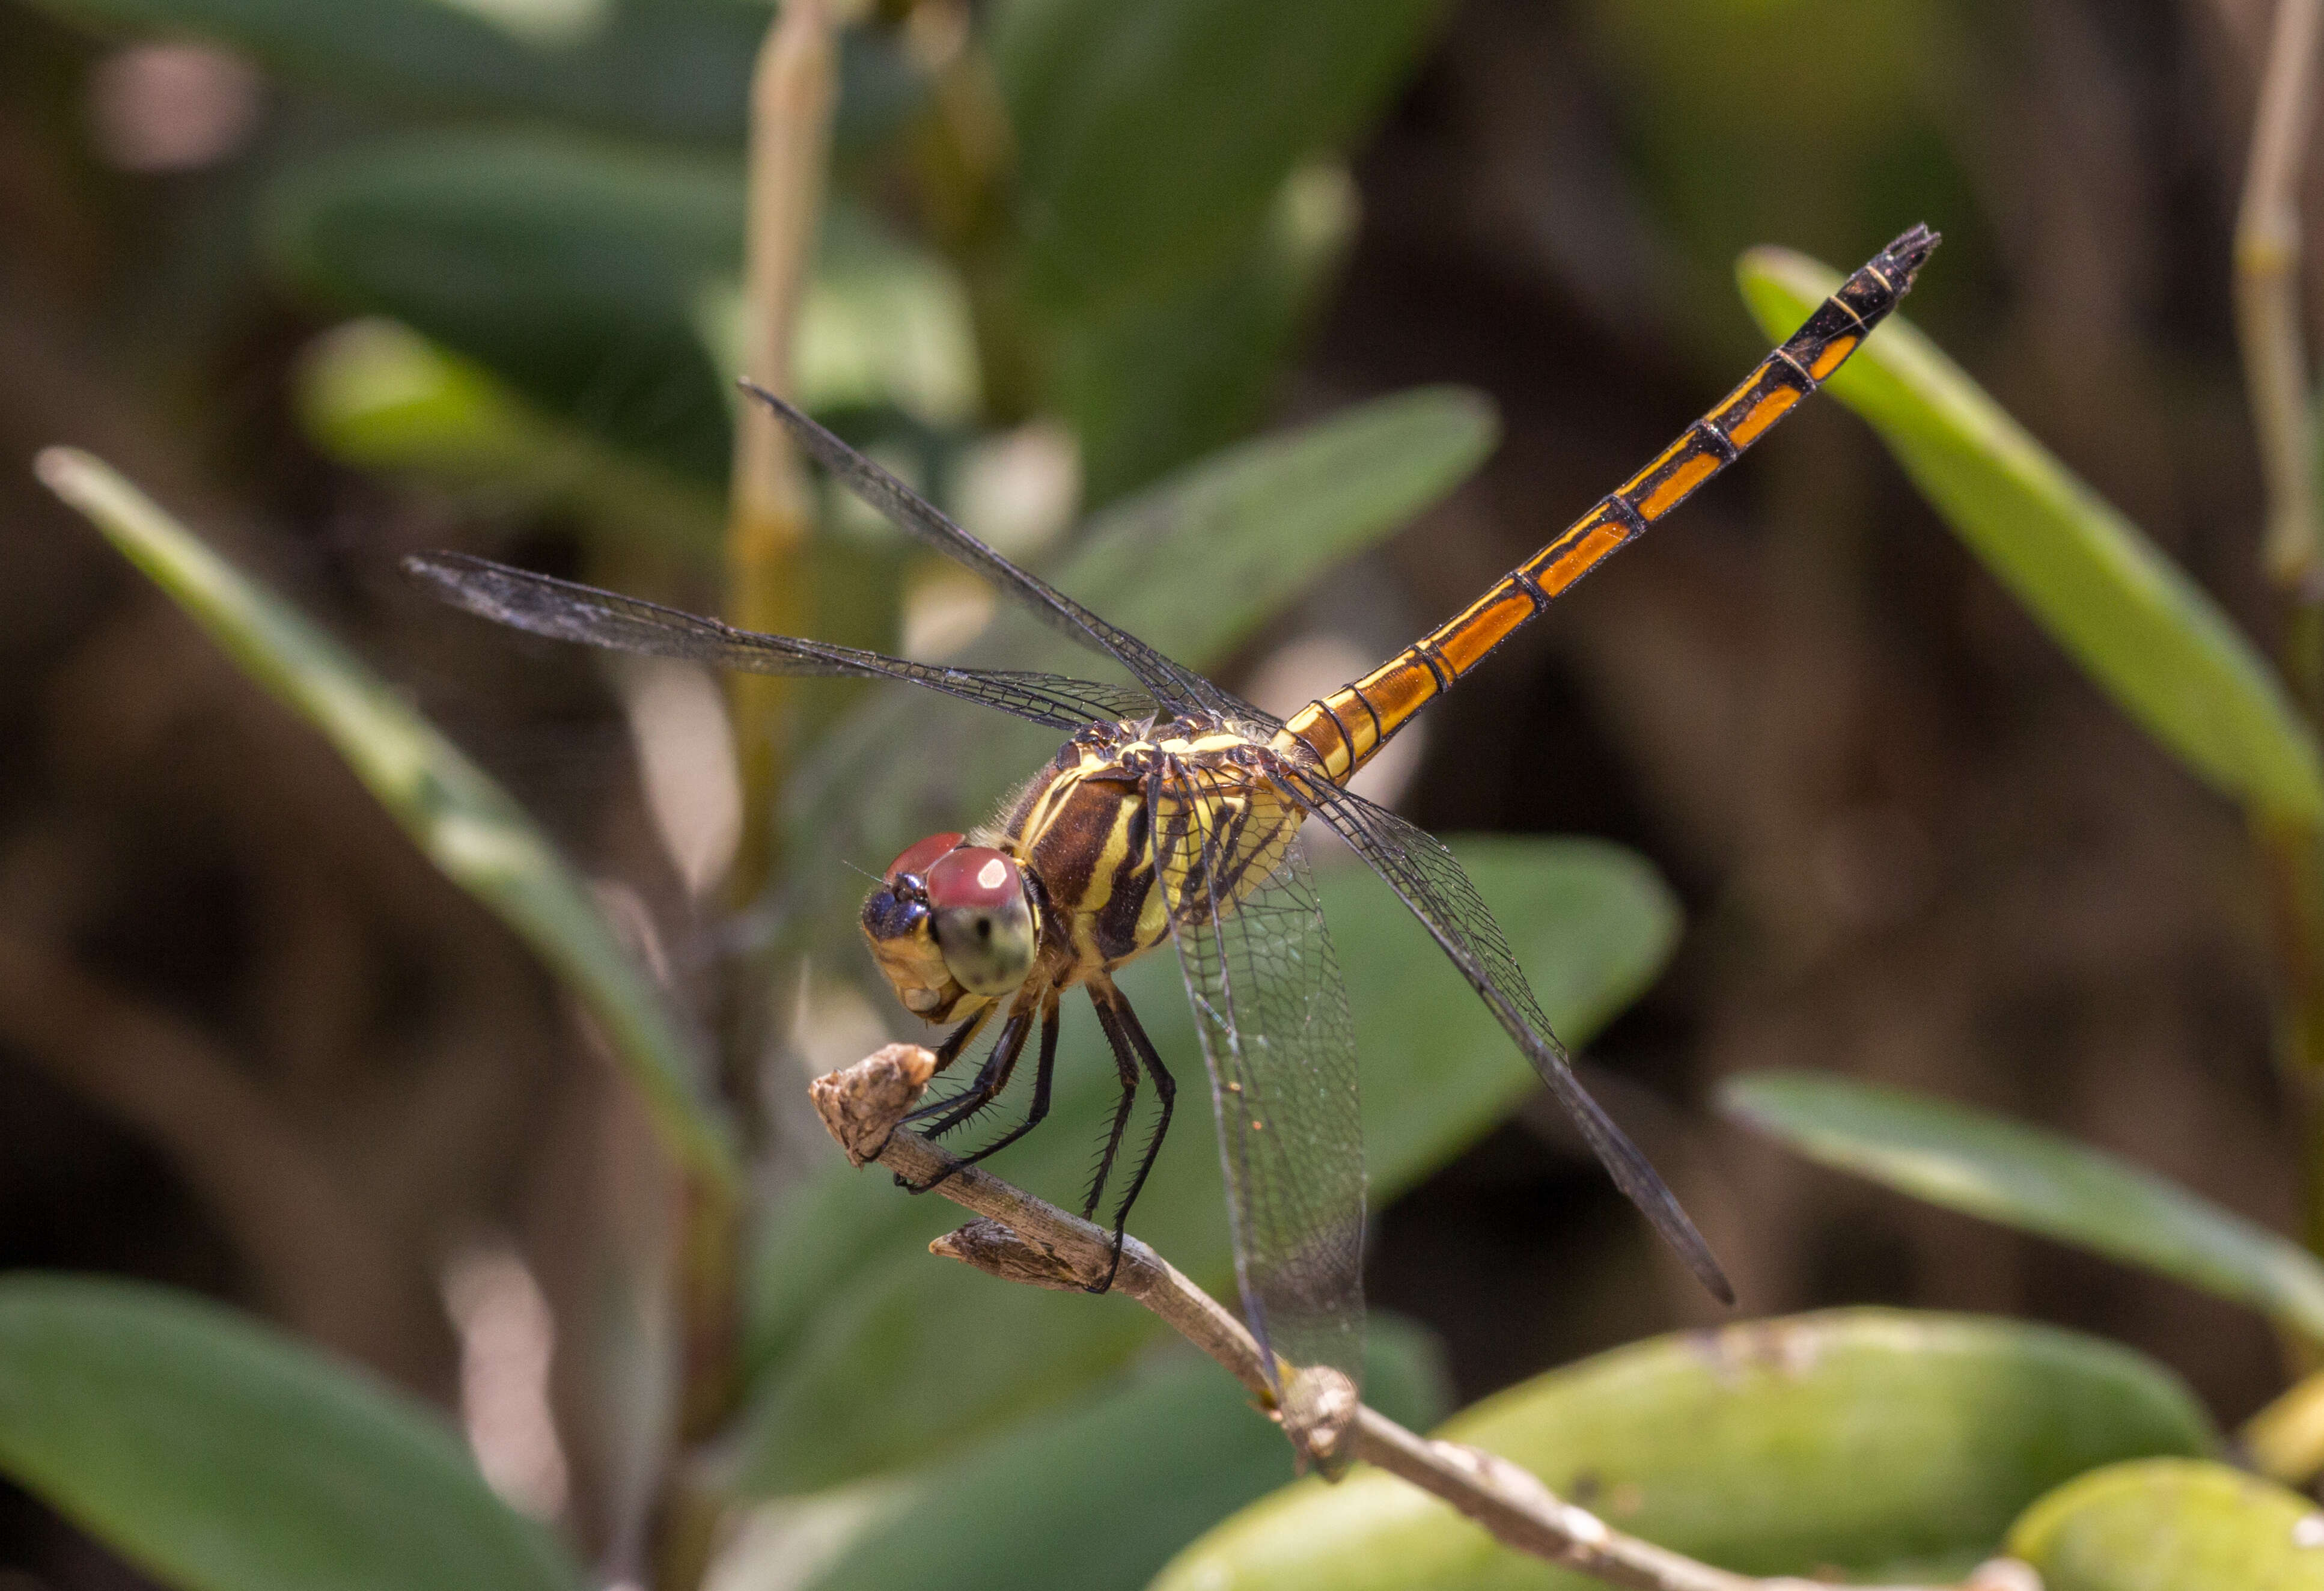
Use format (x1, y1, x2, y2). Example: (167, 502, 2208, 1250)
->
(1151, 762, 1365, 1396)
(405, 552, 1150, 730)
(1281, 772, 1734, 1304)
(741, 383, 1242, 720)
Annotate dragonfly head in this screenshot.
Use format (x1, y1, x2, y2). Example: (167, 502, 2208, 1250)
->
(861, 833, 1039, 1021)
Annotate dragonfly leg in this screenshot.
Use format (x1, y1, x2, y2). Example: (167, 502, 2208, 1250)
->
(924, 1006, 994, 1076)
(921, 992, 1062, 1179)
(1084, 979, 1176, 1295)
(894, 1003, 1031, 1194)
(1083, 988, 1144, 1226)
(906, 1007, 1027, 1135)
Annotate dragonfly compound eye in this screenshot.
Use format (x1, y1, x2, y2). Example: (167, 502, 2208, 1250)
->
(926, 847, 1037, 996)
(884, 831, 965, 885)
(861, 832, 970, 1017)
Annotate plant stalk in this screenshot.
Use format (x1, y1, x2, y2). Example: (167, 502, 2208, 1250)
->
(726, 0, 835, 905)
(649, 6, 837, 1587)
(2239, 0, 2324, 1270)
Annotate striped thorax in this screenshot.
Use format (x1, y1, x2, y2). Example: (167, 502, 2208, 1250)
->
(859, 712, 1307, 1028)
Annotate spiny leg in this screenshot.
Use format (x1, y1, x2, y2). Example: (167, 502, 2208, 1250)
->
(1084, 977, 1176, 1294)
(895, 1003, 1031, 1194)
(930, 991, 1062, 1177)
(1084, 986, 1145, 1239)
(927, 1006, 994, 1077)
(907, 1007, 1027, 1136)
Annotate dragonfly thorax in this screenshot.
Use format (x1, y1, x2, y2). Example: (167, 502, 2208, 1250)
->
(997, 715, 1304, 988)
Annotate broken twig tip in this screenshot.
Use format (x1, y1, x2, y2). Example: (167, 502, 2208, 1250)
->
(810, 1042, 933, 1166)
(930, 1218, 1091, 1292)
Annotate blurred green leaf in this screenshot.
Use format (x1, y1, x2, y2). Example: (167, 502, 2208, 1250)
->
(0, 1274, 583, 1591)
(698, 204, 984, 429)
(741, 835, 1677, 1493)
(719, 1316, 1449, 1591)
(1721, 1071, 2324, 1345)
(1054, 161, 1358, 506)
(266, 130, 743, 482)
(1740, 246, 2324, 825)
(1155, 1310, 2215, 1590)
(2007, 1458, 2324, 1591)
(992, 0, 1442, 320)
(296, 317, 724, 552)
(22, 0, 920, 148)
(1057, 385, 1493, 670)
(784, 385, 1499, 941)
(35, 448, 735, 1191)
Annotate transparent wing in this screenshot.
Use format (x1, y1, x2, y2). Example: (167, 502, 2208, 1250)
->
(1280, 770, 1734, 1304)
(1152, 761, 1365, 1394)
(742, 382, 1242, 720)
(405, 552, 1151, 731)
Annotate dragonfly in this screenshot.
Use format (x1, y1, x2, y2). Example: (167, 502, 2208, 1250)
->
(409, 224, 1935, 1402)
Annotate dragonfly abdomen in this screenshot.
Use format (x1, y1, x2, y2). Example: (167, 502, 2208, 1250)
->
(1278, 224, 1938, 785)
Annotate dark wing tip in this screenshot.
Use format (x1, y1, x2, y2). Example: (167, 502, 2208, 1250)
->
(1567, 1083, 1737, 1306)
(1699, 1251, 1739, 1308)
(737, 379, 826, 447)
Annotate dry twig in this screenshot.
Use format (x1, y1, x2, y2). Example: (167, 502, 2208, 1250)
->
(810, 1045, 2037, 1591)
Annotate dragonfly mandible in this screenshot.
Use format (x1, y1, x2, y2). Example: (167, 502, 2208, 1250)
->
(409, 224, 1936, 1400)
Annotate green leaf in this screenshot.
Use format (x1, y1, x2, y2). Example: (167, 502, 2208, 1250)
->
(1052, 161, 1358, 506)
(1739, 246, 2324, 824)
(265, 130, 744, 482)
(25, 0, 784, 145)
(295, 317, 724, 554)
(697, 203, 985, 430)
(2007, 1458, 2324, 1591)
(0, 1274, 584, 1591)
(719, 1316, 1450, 1591)
(992, 0, 1443, 320)
(1155, 1310, 2215, 1590)
(34, 448, 736, 1191)
(740, 835, 1678, 1493)
(1720, 1071, 2324, 1346)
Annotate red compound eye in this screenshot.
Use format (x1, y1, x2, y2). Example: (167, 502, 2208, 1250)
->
(884, 831, 964, 885)
(926, 847, 1023, 911)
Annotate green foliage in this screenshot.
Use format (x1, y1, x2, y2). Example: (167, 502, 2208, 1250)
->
(987, 0, 1443, 496)
(2007, 1459, 2324, 1591)
(730, 1318, 1449, 1591)
(1739, 246, 2324, 825)
(1048, 163, 1358, 506)
(266, 131, 745, 482)
(1154, 1311, 2214, 1590)
(1722, 1072, 2324, 1346)
(990, 0, 1440, 320)
(740, 835, 1680, 1493)
(19, 0, 767, 140)
(294, 318, 725, 552)
(0, 1275, 582, 1591)
(34, 448, 736, 1192)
